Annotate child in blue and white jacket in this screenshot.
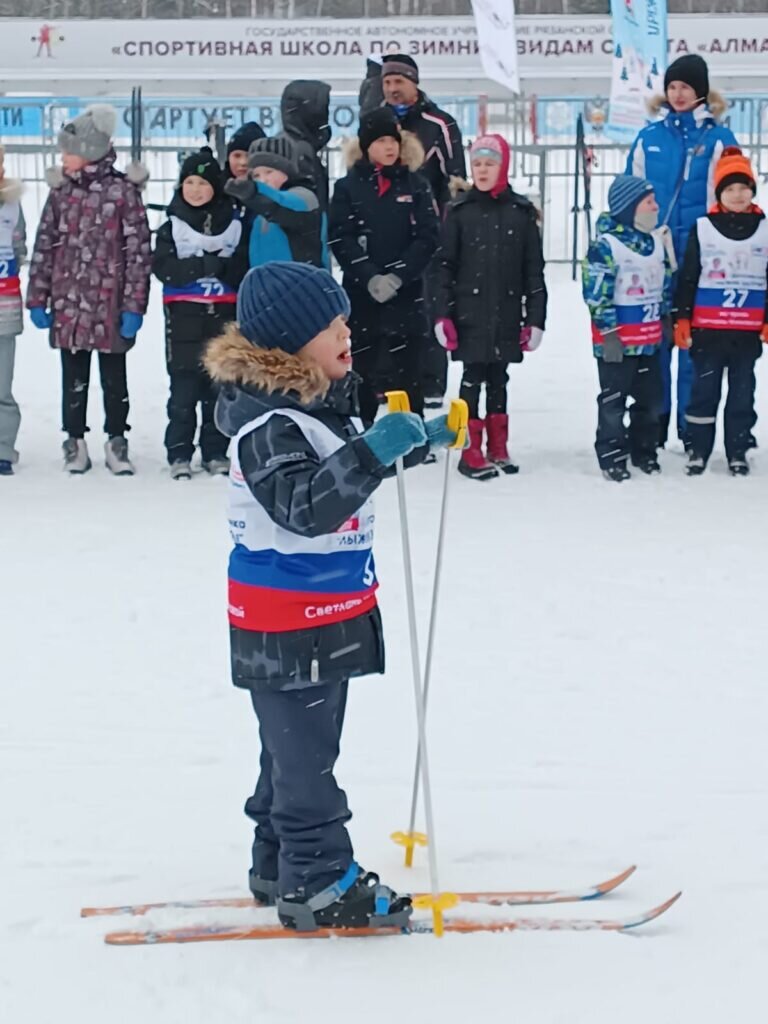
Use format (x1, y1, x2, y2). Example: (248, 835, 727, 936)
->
(0, 144, 26, 476)
(224, 137, 327, 270)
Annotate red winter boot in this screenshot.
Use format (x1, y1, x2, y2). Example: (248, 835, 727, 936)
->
(459, 419, 499, 481)
(486, 414, 519, 475)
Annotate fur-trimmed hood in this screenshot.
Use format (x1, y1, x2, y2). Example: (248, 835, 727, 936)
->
(342, 130, 425, 172)
(0, 176, 23, 204)
(647, 90, 727, 122)
(205, 324, 359, 439)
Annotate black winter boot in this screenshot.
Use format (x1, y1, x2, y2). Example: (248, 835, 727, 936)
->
(277, 863, 412, 932)
(602, 462, 631, 482)
(632, 455, 661, 474)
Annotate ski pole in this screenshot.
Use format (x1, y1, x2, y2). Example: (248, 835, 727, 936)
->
(392, 399, 468, 868)
(384, 391, 457, 937)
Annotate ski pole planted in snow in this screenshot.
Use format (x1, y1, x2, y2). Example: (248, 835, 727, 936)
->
(385, 390, 458, 937)
(392, 399, 469, 869)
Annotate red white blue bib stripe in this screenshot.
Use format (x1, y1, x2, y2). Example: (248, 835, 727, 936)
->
(227, 409, 378, 633)
(0, 200, 21, 298)
(692, 217, 768, 331)
(162, 214, 241, 306)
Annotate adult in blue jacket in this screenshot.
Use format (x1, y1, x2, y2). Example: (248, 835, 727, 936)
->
(626, 54, 738, 448)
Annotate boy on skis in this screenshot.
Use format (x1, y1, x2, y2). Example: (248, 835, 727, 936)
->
(435, 134, 547, 479)
(224, 137, 326, 269)
(674, 147, 768, 476)
(153, 146, 249, 479)
(204, 260, 459, 931)
(582, 175, 673, 481)
(26, 104, 152, 475)
(0, 144, 26, 476)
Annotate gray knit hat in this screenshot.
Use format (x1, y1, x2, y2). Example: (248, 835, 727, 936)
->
(58, 104, 117, 162)
(247, 136, 298, 178)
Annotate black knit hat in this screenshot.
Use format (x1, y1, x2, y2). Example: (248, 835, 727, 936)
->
(381, 53, 419, 84)
(179, 147, 222, 194)
(359, 108, 401, 157)
(247, 136, 298, 178)
(664, 55, 710, 101)
(227, 121, 266, 156)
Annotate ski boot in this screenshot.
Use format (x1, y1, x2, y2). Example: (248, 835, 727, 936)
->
(485, 413, 519, 475)
(0, 459, 13, 476)
(631, 454, 661, 475)
(63, 438, 92, 474)
(458, 419, 499, 481)
(170, 460, 192, 481)
(729, 457, 750, 477)
(202, 456, 230, 476)
(105, 436, 134, 476)
(602, 461, 631, 483)
(685, 452, 706, 477)
(277, 863, 412, 932)
(248, 870, 278, 907)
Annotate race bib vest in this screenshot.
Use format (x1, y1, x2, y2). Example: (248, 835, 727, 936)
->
(227, 408, 378, 633)
(162, 215, 241, 305)
(591, 234, 664, 348)
(0, 201, 21, 298)
(692, 218, 768, 331)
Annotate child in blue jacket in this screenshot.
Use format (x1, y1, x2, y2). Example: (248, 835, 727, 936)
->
(582, 175, 673, 482)
(224, 137, 326, 269)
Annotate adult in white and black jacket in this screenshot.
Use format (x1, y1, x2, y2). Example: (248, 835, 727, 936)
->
(329, 109, 439, 425)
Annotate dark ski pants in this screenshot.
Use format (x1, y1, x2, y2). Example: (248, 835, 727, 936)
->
(595, 355, 662, 470)
(164, 368, 228, 464)
(352, 331, 424, 427)
(61, 349, 129, 439)
(686, 348, 757, 462)
(460, 361, 509, 419)
(421, 257, 448, 400)
(245, 681, 353, 898)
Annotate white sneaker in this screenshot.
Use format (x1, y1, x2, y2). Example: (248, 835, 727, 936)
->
(62, 438, 92, 474)
(170, 460, 192, 481)
(105, 437, 134, 476)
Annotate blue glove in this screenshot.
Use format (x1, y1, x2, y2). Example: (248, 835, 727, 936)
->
(361, 412, 428, 467)
(425, 415, 460, 450)
(29, 307, 52, 330)
(120, 312, 143, 339)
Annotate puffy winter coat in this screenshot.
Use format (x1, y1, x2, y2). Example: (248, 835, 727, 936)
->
(224, 175, 324, 270)
(0, 175, 27, 338)
(436, 185, 547, 364)
(204, 325, 424, 692)
(626, 94, 738, 263)
(391, 93, 466, 214)
(329, 132, 439, 338)
(152, 191, 250, 374)
(26, 151, 151, 353)
(582, 212, 674, 358)
(277, 80, 332, 214)
(674, 208, 767, 360)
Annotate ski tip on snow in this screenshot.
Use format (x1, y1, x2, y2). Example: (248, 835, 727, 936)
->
(618, 890, 682, 932)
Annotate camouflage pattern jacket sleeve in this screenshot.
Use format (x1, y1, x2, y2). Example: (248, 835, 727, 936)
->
(581, 237, 618, 334)
(238, 415, 389, 539)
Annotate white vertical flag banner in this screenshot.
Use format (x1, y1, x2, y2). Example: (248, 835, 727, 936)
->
(470, 0, 520, 95)
(607, 0, 668, 142)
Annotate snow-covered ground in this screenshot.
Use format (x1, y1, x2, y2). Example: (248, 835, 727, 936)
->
(3, 264, 768, 1023)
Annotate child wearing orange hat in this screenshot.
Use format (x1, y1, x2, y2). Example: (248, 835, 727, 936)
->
(674, 147, 768, 476)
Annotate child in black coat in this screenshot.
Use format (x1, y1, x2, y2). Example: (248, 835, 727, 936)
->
(153, 147, 249, 478)
(329, 109, 439, 426)
(674, 147, 768, 476)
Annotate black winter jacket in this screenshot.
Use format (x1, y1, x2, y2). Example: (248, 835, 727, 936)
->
(152, 193, 250, 374)
(329, 135, 439, 336)
(204, 325, 424, 692)
(391, 93, 466, 213)
(278, 80, 332, 214)
(675, 209, 767, 360)
(437, 186, 547, 365)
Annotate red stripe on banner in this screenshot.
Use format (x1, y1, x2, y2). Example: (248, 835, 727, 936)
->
(591, 322, 662, 346)
(163, 295, 236, 305)
(693, 307, 763, 331)
(228, 579, 379, 633)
